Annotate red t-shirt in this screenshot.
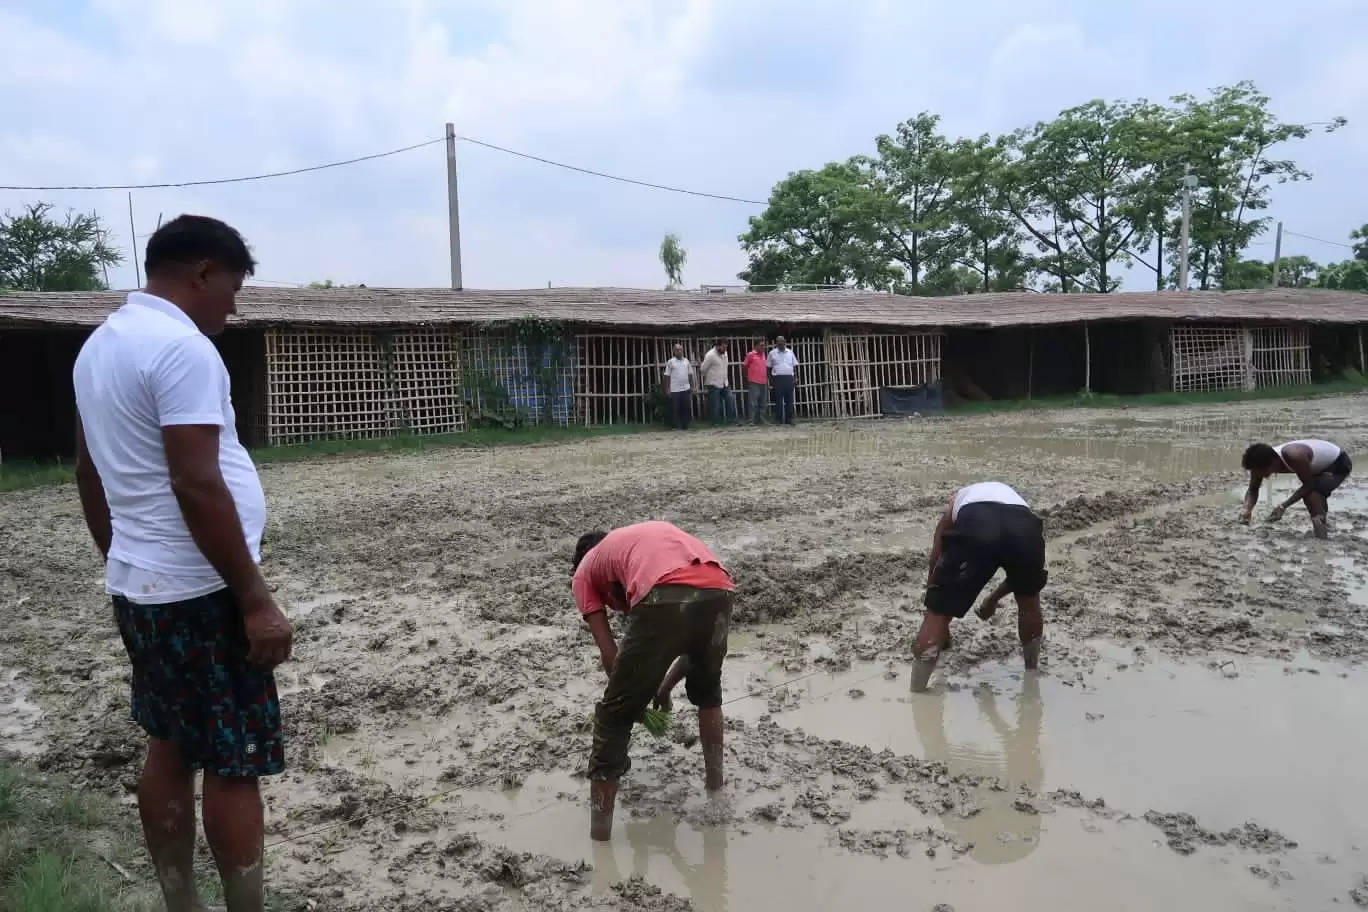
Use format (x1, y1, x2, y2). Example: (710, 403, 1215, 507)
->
(743, 351, 768, 384)
(572, 521, 734, 616)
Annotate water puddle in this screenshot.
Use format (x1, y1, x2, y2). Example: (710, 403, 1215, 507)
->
(724, 652, 1368, 854)
(458, 771, 1305, 911)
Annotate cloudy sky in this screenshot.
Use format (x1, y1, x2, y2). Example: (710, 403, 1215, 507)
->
(3, 0, 1365, 291)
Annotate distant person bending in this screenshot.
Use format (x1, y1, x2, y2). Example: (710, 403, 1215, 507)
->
(911, 482, 1046, 692)
(73, 215, 293, 912)
(743, 340, 769, 425)
(767, 337, 799, 425)
(571, 521, 735, 841)
(700, 339, 736, 426)
(663, 344, 695, 430)
(1241, 438, 1352, 539)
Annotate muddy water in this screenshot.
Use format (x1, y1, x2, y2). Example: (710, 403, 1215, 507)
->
(6, 395, 1368, 910)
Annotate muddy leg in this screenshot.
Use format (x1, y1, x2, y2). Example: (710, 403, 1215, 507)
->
(698, 706, 724, 792)
(1016, 594, 1043, 670)
(1305, 491, 1330, 539)
(201, 772, 264, 912)
(911, 613, 950, 692)
(139, 738, 206, 912)
(590, 780, 619, 842)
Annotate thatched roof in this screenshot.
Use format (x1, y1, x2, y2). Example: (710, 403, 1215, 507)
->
(3, 286, 1367, 331)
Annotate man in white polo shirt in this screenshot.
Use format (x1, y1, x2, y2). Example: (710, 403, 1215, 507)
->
(663, 343, 696, 430)
(767, 336, 799, 425)
(910, 481, 1047, 692)
(73, 214, 292, 912)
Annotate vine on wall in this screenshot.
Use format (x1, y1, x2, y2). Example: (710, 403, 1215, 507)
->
(463, 317, 573, 427)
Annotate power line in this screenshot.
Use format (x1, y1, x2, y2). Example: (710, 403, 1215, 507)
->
(0, 138, 445, 192)
(1283, 229, 1354, 250)
(458, 135, 767, 205)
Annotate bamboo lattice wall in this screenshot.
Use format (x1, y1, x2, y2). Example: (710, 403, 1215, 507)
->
(387, 329, 465, 435)
(265, 329, 392, 444)
(1251, 326, 1311, 388)
(1170, 325, 1252, 392)
(264, 328, 465, 445)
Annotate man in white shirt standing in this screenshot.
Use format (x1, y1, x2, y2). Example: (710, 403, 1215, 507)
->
(73, 215, 293, 912)
(699, 339, 736, 426)
(767, 336, 799, 425)
(911, 481, 1047, 692)
(663, 343, 696, 430)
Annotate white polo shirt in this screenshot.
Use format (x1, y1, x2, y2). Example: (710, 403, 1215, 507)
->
(768, 347, 798, 376)
(73, 292, 267, 604)
(664, 356, 693, 393)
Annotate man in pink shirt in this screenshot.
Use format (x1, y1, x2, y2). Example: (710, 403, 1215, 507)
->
(742, 339, 769, 424)
(571, 521, 735, 840)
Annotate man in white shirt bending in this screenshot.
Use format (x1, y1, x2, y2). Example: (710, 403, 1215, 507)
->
(767, 337, 799, 425)
(73, 214, 293, 912)
(911, 482, 1047, 692)
(1241, 438, 1352, 539)
(663, 344, 696, 430)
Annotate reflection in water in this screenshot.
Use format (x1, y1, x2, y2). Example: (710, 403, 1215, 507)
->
(591, 808, 730, 912)
(911, 675, 1044, 864)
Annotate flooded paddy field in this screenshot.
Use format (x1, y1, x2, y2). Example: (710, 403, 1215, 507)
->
(4, 395, 1368, 910)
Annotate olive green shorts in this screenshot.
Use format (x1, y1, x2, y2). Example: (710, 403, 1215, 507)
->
(589, 585, 733, 781)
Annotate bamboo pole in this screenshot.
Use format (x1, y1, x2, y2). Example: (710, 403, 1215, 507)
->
(1083, 323, 1091, 393)
(1359, 326, 1365, 375)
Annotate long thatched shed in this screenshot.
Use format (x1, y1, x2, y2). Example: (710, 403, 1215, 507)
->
(3, 286, 1367, 458)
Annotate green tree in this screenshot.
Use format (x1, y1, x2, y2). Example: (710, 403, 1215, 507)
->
(1224, 258, 1272, 289)
(1277, 255, 1320, 288)
(0, 202, 121, 291)
(942, 136, 1030, 292)
(868, 113, 959, 293)
(1317, 260, 1368, 291)
(738, 161, 893, 289)
(659, 233, 686, 289)
(1168, 82, 1343, 289)
(1350, 223, 1368, 262)
(1006, 100, 1170, 292)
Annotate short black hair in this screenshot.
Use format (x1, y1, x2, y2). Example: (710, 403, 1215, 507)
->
(572, 531, 609, 571)
(1242, 442, 1278, 472)
(145, 214, 256, 278)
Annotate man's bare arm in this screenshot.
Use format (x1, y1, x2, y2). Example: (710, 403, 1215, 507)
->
(74, 416, 112, 560)
(163, 424, 292, 668)
(584, 610, 618, 676)
(1240, 474, 1262, 522)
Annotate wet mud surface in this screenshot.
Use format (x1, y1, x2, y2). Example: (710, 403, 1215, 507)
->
(4, 396, 1368, 909)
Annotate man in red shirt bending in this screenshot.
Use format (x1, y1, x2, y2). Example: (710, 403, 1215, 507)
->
(571, 521, 735, 840)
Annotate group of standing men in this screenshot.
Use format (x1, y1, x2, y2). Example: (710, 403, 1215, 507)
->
(663, 337, 799, 430)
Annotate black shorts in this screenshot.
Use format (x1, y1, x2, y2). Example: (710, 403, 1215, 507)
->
(1314, 451, 1352, 498)
(113, 588, 284, 777)
(925, 502, 1047, 619)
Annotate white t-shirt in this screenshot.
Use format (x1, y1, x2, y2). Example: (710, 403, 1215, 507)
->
(1274, 439, 1342, 473)
(664, 356, 693, 393)
(951, 481, 1028, 520)
(768, 348, 798, 376)
(73, 292, 267, 604)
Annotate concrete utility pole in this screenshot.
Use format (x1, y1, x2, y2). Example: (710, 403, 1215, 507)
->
(1271, 221, 1283, 287)
(1178, 169, 1197, 292)
(445, 122, 464, 290)
(127, 192, 141, 288)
